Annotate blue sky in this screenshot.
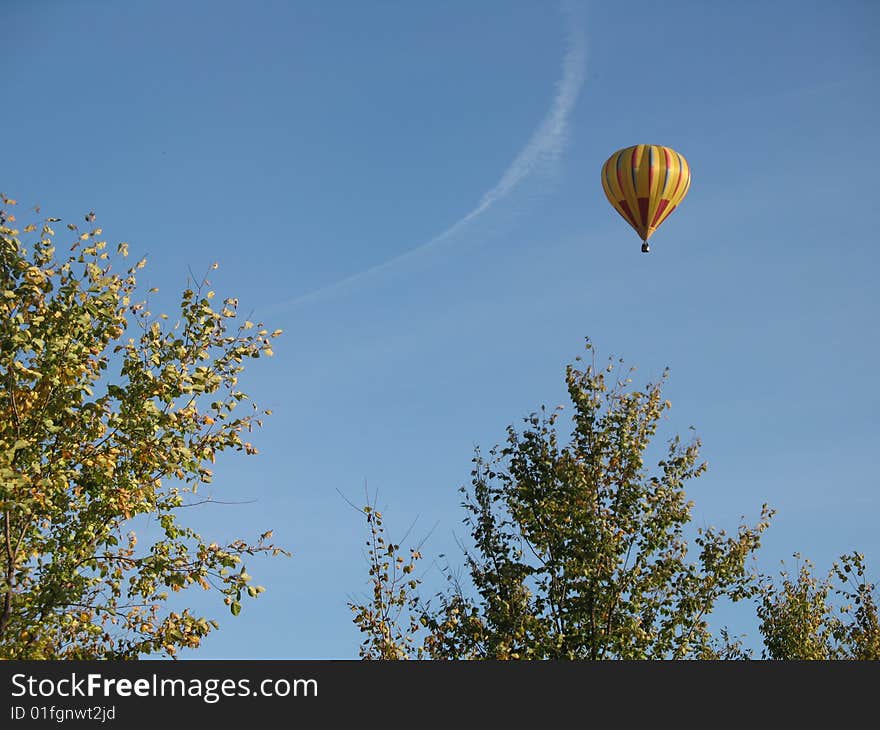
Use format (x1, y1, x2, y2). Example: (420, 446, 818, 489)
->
(5, 0, 878, 657)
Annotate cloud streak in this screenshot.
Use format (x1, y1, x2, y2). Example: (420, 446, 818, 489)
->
(271, 6, 586, 313)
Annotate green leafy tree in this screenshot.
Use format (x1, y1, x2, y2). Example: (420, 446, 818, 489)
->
(352, 342, 878, 660)
(348, 502, 424, 660)
(758, 552, 879, 659)
(353, 341, 774, 659)
(0, 195, 287, 658)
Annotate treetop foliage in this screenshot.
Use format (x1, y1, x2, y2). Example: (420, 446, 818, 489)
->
(351, 341, 877, 660)
(0, 195, 287, 658)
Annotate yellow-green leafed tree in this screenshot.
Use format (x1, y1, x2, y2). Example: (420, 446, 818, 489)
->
(0, 196, 287, 659)
(758, 553, 879, 660)
(353, 341, 775, 659)
(351, 342, 878, 660)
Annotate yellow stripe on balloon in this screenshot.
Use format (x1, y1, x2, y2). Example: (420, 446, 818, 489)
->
(646, 146, 665, 232)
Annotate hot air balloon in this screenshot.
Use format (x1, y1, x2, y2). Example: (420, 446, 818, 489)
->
(601, 144, 691, 253)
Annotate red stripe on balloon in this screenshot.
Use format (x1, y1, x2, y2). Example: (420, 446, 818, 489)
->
(616, 153, 627, 198)
(637, 197, 649, 228)
(651, 198, 670, 227)
(618, 199, 638, 229)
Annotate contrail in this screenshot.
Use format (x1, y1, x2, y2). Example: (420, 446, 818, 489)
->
(270, 6, 586, 313)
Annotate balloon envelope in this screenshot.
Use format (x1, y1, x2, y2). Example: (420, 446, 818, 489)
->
(601, 144, 691, 249)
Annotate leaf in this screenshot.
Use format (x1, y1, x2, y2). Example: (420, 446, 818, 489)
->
(230, 601, 241, 616)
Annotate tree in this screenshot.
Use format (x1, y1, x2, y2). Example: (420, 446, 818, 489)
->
(0, 196, 287, 658)
(758, 552, 879, 660)
(353, 341, 774, 659)
(351, 341, 878, 659)
(348, 503, 425, 660)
